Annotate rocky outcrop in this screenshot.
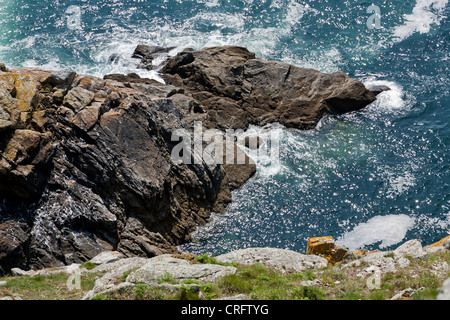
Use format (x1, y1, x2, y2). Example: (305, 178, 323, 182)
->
(0, 45, 379, 273)
(215, 247, 328, 273)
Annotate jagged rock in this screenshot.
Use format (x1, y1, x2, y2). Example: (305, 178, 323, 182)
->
(341, 239, 432, 276)
(63, 87, 95, 112)
(306, 236, 350, 264)
(10, 267, 32, 277)
(215, 247, 328, 272)
(390, 288, 420, 300)
(367, 84, 391, 96)
(243, 136, 263, 150)
(307, 236, 335, 256)
(343, 251, 397, 275)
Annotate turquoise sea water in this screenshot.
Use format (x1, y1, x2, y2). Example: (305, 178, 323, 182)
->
(1, 0, 449, 254)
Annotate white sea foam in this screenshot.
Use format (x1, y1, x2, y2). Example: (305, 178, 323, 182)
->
(362, 78, 407, 112)
(336, 214, 416, 251)
(392, 0, 448, 42)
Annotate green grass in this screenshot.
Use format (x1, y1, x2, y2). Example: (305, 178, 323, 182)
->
(0, 272, 100, 300)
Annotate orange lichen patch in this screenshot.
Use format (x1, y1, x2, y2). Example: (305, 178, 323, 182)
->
(307, 236, 335, 256)
(329, 246, 348, 264)
(425, 235, 450, 248)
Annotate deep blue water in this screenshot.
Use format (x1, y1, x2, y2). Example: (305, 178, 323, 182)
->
(1, 0, 449, 255)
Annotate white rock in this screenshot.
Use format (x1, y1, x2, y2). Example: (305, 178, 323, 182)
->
(390, 288, 418, 300)
(215, 247, 328, 273)
(87, 257, 148, 274)
(10, 268, 33, 277)
(361, 252, 397, 273)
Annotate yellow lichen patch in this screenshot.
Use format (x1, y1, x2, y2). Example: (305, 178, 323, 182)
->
(307, 236, 335, 256)
(2, 129, 43, 164)
(425, 235, 450, 248)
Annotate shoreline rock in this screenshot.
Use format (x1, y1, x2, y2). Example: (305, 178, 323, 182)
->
(1, 235, 448, 300)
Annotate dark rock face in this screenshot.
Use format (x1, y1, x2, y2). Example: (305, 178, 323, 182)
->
(0, 46, 378, 273)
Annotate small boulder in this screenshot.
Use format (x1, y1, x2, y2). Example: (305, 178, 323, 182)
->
(368, 85, 391, 96)
(63, 87, 95, 113)
(306, 236, 350, 264)
(10, 268, 33, 277)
